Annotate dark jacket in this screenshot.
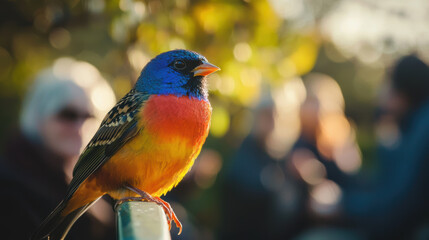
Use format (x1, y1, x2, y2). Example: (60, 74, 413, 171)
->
(221, 135, 308, 240)
(344, 101, 429, 239)
(0, 132, 115, 240)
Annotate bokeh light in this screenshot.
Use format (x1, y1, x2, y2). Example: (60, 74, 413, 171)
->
(310, 179, 342, 215)
(291, 149, 327, 185)
(210, 106, 230, 138)
(193, 149, 223, 189)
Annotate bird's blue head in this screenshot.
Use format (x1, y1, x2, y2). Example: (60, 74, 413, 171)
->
(135, 49, 220, 101)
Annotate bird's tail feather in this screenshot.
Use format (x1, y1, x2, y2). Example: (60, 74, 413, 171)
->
(31, 198, 100, 240)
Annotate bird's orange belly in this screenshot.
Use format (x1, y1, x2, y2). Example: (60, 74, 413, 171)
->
(99, 132, 200, 197)
(91, 95, 211, 198)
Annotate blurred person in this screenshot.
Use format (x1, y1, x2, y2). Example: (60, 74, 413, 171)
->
(340, 55, 429, 240)
(0, 69, 115, 240)
(290, 93, 350, 186)
(287, 74, 363, 239)
(289, 74, 361, 212)
(221, 92, 308, 240)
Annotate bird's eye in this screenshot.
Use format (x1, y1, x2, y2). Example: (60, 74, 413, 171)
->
(173, 60, 186, 70)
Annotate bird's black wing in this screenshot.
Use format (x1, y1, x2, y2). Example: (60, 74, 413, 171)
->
(65, 89, 149, 200)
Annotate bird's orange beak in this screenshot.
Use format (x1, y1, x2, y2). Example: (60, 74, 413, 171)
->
(192, 62, 220, 77)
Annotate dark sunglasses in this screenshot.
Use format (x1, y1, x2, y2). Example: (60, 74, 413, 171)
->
(56, 107, 93, 123)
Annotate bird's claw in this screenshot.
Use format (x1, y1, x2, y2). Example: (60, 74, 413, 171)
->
(154, 197, 182, 234)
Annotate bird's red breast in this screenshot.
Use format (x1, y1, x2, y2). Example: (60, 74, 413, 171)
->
(141, 94, 212, 144)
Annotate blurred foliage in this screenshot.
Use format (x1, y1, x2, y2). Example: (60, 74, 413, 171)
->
(0, 0, 322, 124)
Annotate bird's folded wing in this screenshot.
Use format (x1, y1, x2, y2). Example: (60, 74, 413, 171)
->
(65, 90, 149, 200)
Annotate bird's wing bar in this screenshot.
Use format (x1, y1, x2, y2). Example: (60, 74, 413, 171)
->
(65, 90, 149, 200)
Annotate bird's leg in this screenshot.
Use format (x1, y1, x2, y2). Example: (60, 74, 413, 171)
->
(125, 184, 182, 234)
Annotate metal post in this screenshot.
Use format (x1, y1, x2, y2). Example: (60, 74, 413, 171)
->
(116, 201, 171, 240)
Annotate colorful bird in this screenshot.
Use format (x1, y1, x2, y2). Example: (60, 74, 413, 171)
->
(32, 49, 220, 240)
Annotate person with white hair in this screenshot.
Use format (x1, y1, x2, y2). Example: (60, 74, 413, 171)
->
(0, 69, 115, 240)
(20, 69, 92, 163)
